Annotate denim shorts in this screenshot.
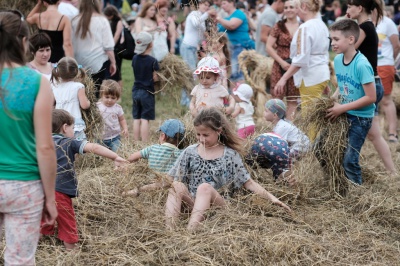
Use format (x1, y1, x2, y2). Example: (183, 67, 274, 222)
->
(102, 135, 121, 152)
(132, 89, 155, 120)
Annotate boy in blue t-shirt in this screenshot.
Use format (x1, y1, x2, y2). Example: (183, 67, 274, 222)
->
(41, 109, 127, 250)
(326, 19, 377, 185)
(132, 31, 160, 142)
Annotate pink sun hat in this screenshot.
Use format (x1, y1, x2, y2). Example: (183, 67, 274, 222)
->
(193, 56, 222, 76)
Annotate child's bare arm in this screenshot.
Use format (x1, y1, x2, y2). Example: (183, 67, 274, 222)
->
(153, 71, 159, 82)
(231, 103, 242, 118)
(84, 143, 128, 167)
(78, 88, 90, 109)
(243, 179, 292, 213)
(119, 115, 128, 137)
(128, 151, 142, 162)
(224, 95, 236, 115)
(331, 87, 340, 100)
(326, 82, 376, 120)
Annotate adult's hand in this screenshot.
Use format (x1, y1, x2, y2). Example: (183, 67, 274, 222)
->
(274, 77, 287, 96)
(109, 63, 116, 76)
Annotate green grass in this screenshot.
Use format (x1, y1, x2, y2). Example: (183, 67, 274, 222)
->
(119, 59, 188, 127)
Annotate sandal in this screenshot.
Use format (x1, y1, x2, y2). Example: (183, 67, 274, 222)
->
(388, 134, 398, 143)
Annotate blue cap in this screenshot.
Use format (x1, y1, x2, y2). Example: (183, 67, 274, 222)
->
(159, 119, 185, 139)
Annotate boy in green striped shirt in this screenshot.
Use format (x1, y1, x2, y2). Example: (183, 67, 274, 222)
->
(124, 119, 185, 196)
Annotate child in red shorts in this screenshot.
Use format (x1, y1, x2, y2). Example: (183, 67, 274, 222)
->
(40, 109, 127, 250)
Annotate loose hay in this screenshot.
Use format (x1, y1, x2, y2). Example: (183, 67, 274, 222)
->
(295, 97, 350, 196)
(80, 74, 104, 141)
(156, 53, 195, 97)
(238, 50, 273, 123)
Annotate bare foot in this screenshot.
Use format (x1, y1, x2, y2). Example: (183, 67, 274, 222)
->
(64, 242, 78, 251)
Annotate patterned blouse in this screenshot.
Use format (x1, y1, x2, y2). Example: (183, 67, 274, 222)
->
(168, 144, 250, 197)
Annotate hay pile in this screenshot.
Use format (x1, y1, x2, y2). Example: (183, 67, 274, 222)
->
(29, 132, 399, 265)
(156, 54, 195, 95)
(238, 50, 274, 122)
(296, 97, 350, 195)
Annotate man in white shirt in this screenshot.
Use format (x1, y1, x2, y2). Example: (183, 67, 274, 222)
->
(255, 0, 285, 56)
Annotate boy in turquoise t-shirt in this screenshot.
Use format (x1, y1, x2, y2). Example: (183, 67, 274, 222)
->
(325, 19, 377, 185)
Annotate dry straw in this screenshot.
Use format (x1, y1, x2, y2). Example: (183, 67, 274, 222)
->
(295, 97, 350, 196)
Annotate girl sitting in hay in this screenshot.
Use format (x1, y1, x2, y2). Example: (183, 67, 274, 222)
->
(165, 108, 291, 230)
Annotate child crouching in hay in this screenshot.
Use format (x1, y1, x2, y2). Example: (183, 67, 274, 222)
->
(41, 110, 128, 250)
(165, 108, 291, 231)
(124, 119, 186, 197)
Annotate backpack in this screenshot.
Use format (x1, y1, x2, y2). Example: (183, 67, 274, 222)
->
(115, 27, 135, 60)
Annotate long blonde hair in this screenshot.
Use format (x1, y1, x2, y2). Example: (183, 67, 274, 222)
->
(74, 0, 102, 39)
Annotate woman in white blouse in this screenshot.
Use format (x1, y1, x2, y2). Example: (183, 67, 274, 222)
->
(274, 0, 330, 123)
(71, 0, 116, 98)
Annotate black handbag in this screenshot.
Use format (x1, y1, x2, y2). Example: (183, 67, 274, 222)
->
(280, 58, 292, 74)
(115, 27, 135, 60)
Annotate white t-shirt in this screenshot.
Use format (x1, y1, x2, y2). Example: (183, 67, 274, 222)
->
(71, 15, 114, 74)
(290, 18, 330, 87)
(182, 11, 208, 48)
(273, 119, 310, 154)
(52, 81, 86, 132)
(235, 102, 255, 129)
(97, 102, 124, 140)
(377, 16, 399, 66)
(58, 2, 78, 21)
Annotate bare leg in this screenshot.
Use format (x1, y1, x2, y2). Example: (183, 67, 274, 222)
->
(165, 181, 194, 230)
(380, 95, 398, 141)
(187, 183, 226, 231)
(367, 117, 396, 174)
(140, 119, 150, 142)
(64, 242, 77, 251)
(133, 119, 141, 141)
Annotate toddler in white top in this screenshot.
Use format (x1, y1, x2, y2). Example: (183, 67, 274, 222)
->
(231, 84, 255, 138)
(97, 80, 128, 152)
(190, 56, 235, 117)
(51, 56, 90, 140)
(264, 99, 310, 159)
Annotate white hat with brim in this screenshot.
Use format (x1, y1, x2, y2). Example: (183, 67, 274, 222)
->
(134, 32, 153, 54)
(233, 84, 253, 103)
(193, 56, 222, 75)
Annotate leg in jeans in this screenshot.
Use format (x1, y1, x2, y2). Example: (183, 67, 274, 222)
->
(343, 115, 372, 184)
(230, 44, 245, 83)
(0, 180, 44, 266)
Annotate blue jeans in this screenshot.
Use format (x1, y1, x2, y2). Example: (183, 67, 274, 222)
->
(230, 44, 245, 82)
(374, 77, 384, 115)
(103, 135, 121, 152)
(179, 42, 197, 107)
(343, 114, 373, 184)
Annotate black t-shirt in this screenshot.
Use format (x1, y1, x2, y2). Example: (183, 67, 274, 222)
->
(358, 21, 378, 76)
(132, 54, 160, 92)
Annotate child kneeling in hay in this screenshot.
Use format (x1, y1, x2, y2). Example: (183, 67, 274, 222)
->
(323, 19, 376, 184)
(165, 108, 291, 230)
(41, 109, 128, 250)
(124, 119, 186, 197)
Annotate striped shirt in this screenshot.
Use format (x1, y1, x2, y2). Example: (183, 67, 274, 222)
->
(140, 143, 182, 173)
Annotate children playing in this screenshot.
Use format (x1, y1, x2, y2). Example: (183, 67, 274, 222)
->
(231, 83, 256, 138)
(97, 80, 128, 152)
(41, 109, 127, 250)
(264, 99, 310, 161)
(51, 56, 90, 140)
(132, 31, 159, 142)
(124, 119, 185, 197)
(190, 56, 235, 117)
(326, 19, 376, 184)
(165, 107, 291, 230)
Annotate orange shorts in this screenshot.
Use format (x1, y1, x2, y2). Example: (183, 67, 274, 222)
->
(377, 65, 395, 95)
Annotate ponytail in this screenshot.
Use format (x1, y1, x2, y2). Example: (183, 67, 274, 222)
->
(50, 57, 82, 84)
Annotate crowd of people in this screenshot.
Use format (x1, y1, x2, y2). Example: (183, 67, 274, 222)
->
(0, 0, 399, 263)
